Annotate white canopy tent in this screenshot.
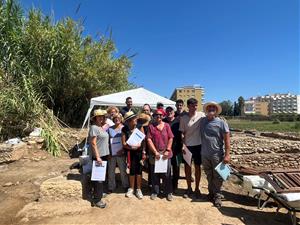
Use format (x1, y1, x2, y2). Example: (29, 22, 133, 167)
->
(82, 87, 176, 128)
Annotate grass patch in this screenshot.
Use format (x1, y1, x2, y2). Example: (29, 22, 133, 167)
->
(227, 119, 300, 133)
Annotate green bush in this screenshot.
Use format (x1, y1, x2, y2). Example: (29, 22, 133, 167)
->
(294, 122, 300, 130)
(0, 0, 134, 155)
(272, 119, 281, 124)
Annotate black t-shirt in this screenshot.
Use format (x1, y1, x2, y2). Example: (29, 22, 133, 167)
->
(175, 110, 188, 118)
(163, 118, 182, 154)
(120, 107, 137, 116)
(121, 124, 144, 153)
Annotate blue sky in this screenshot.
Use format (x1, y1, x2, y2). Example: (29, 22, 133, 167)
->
(21, 0, 299, 103)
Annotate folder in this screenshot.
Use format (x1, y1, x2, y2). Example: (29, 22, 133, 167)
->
(215, 162, 231, 181)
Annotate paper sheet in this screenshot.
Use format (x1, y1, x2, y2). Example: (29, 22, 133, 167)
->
(126, 128, 145, 146)
(154, 155, 168, 173)
(91, 160, 107, 181)
(182, 145, 192, 166)
(110, 137, 123, 156)
(215, 162, 231, 181)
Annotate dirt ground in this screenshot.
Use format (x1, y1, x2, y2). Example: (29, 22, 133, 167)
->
(0, 146, 297, 225)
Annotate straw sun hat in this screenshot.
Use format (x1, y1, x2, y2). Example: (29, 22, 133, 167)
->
(91, 109, 107, 119)
(137, 113, 151, 126)
(203, 101, 222, 115)
(124, 111, 137, 122)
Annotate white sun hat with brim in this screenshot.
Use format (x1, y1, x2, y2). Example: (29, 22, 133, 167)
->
(91, 109, 107, 119)
(203, 101, 222, 115)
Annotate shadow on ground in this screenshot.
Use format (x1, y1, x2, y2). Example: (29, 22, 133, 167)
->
(219, 206, 295, 225)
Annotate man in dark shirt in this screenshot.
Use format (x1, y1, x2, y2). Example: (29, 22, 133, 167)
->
(120, 97, 134, 116)
(164, 106, 183, 191)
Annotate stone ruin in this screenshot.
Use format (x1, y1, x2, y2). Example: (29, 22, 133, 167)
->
(230, 132, 300, 169)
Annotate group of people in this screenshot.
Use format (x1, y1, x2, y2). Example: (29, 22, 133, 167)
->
(87, 96, 230, 209)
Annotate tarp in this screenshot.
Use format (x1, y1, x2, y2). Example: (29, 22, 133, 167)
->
(82, 87, 176, 128)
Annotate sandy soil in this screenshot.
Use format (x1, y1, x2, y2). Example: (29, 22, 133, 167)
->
(0, 146, 296, 225)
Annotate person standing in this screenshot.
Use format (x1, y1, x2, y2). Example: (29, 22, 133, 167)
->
(121, 111, 146, 199)
(120, 97, 134, 116)
(200, 102, 230, 208)
(88, 109, 110, 208)
(179, 98, 205, 199)
(107, 113, 129, 193)
(147, 109, 174, 201)
(164, 106, 182, 192)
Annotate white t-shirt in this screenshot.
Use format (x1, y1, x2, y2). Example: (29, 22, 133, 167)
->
(179, 111, 205, 146)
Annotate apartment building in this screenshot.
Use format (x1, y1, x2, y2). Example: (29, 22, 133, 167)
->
(244, 100, 269, 116)
(170, 85, 205, 111)
(245, 93, 300, 115)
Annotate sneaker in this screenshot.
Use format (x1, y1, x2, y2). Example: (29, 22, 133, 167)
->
(102, 193, 108, 198)
(214, 197, 222, 208)
(92, 200, 107, 208)
(150, 193, 157, 200)
(167, 193, 173, 201)
(136, 189, 143, 199)
(125, 188, 134, 198)
(194, 189, 202, 199)
(183, 188, 193, 198)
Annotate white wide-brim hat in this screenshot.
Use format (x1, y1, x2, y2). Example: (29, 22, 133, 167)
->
(203, 101, 222, 115)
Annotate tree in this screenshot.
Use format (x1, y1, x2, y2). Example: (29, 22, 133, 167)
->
(238, 96, 245, 116)
(233, 101, 239, 116)
(219, 100, 233, 116)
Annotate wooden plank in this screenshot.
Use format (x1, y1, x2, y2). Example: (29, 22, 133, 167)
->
(279, 173, 297, 188)
(260, 172, 300, 193)
(287, 173, 300, 186)
(273, 174, 292, 189)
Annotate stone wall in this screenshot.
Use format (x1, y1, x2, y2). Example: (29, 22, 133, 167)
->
(230, 133, 300, 169)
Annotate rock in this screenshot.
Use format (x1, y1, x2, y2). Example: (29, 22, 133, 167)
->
(0, 164, 8, 171)
(3, 182, 13, 187)
(36, 138, 44, 144)
(28, 140, 37, 145)
(0, 142, 27, 164)
(31, 157, 40, 162)
(33, 181, 41, 186)
(48, 171, 59, 176)
(20, 217, 29, 223)
(39, 175, 82, 201)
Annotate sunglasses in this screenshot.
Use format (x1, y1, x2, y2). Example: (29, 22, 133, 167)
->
(154, 114, 163, 117)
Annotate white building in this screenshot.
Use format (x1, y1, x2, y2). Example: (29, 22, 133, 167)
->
(245, 93, 300, 115)
(260, 93, 300, 115)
